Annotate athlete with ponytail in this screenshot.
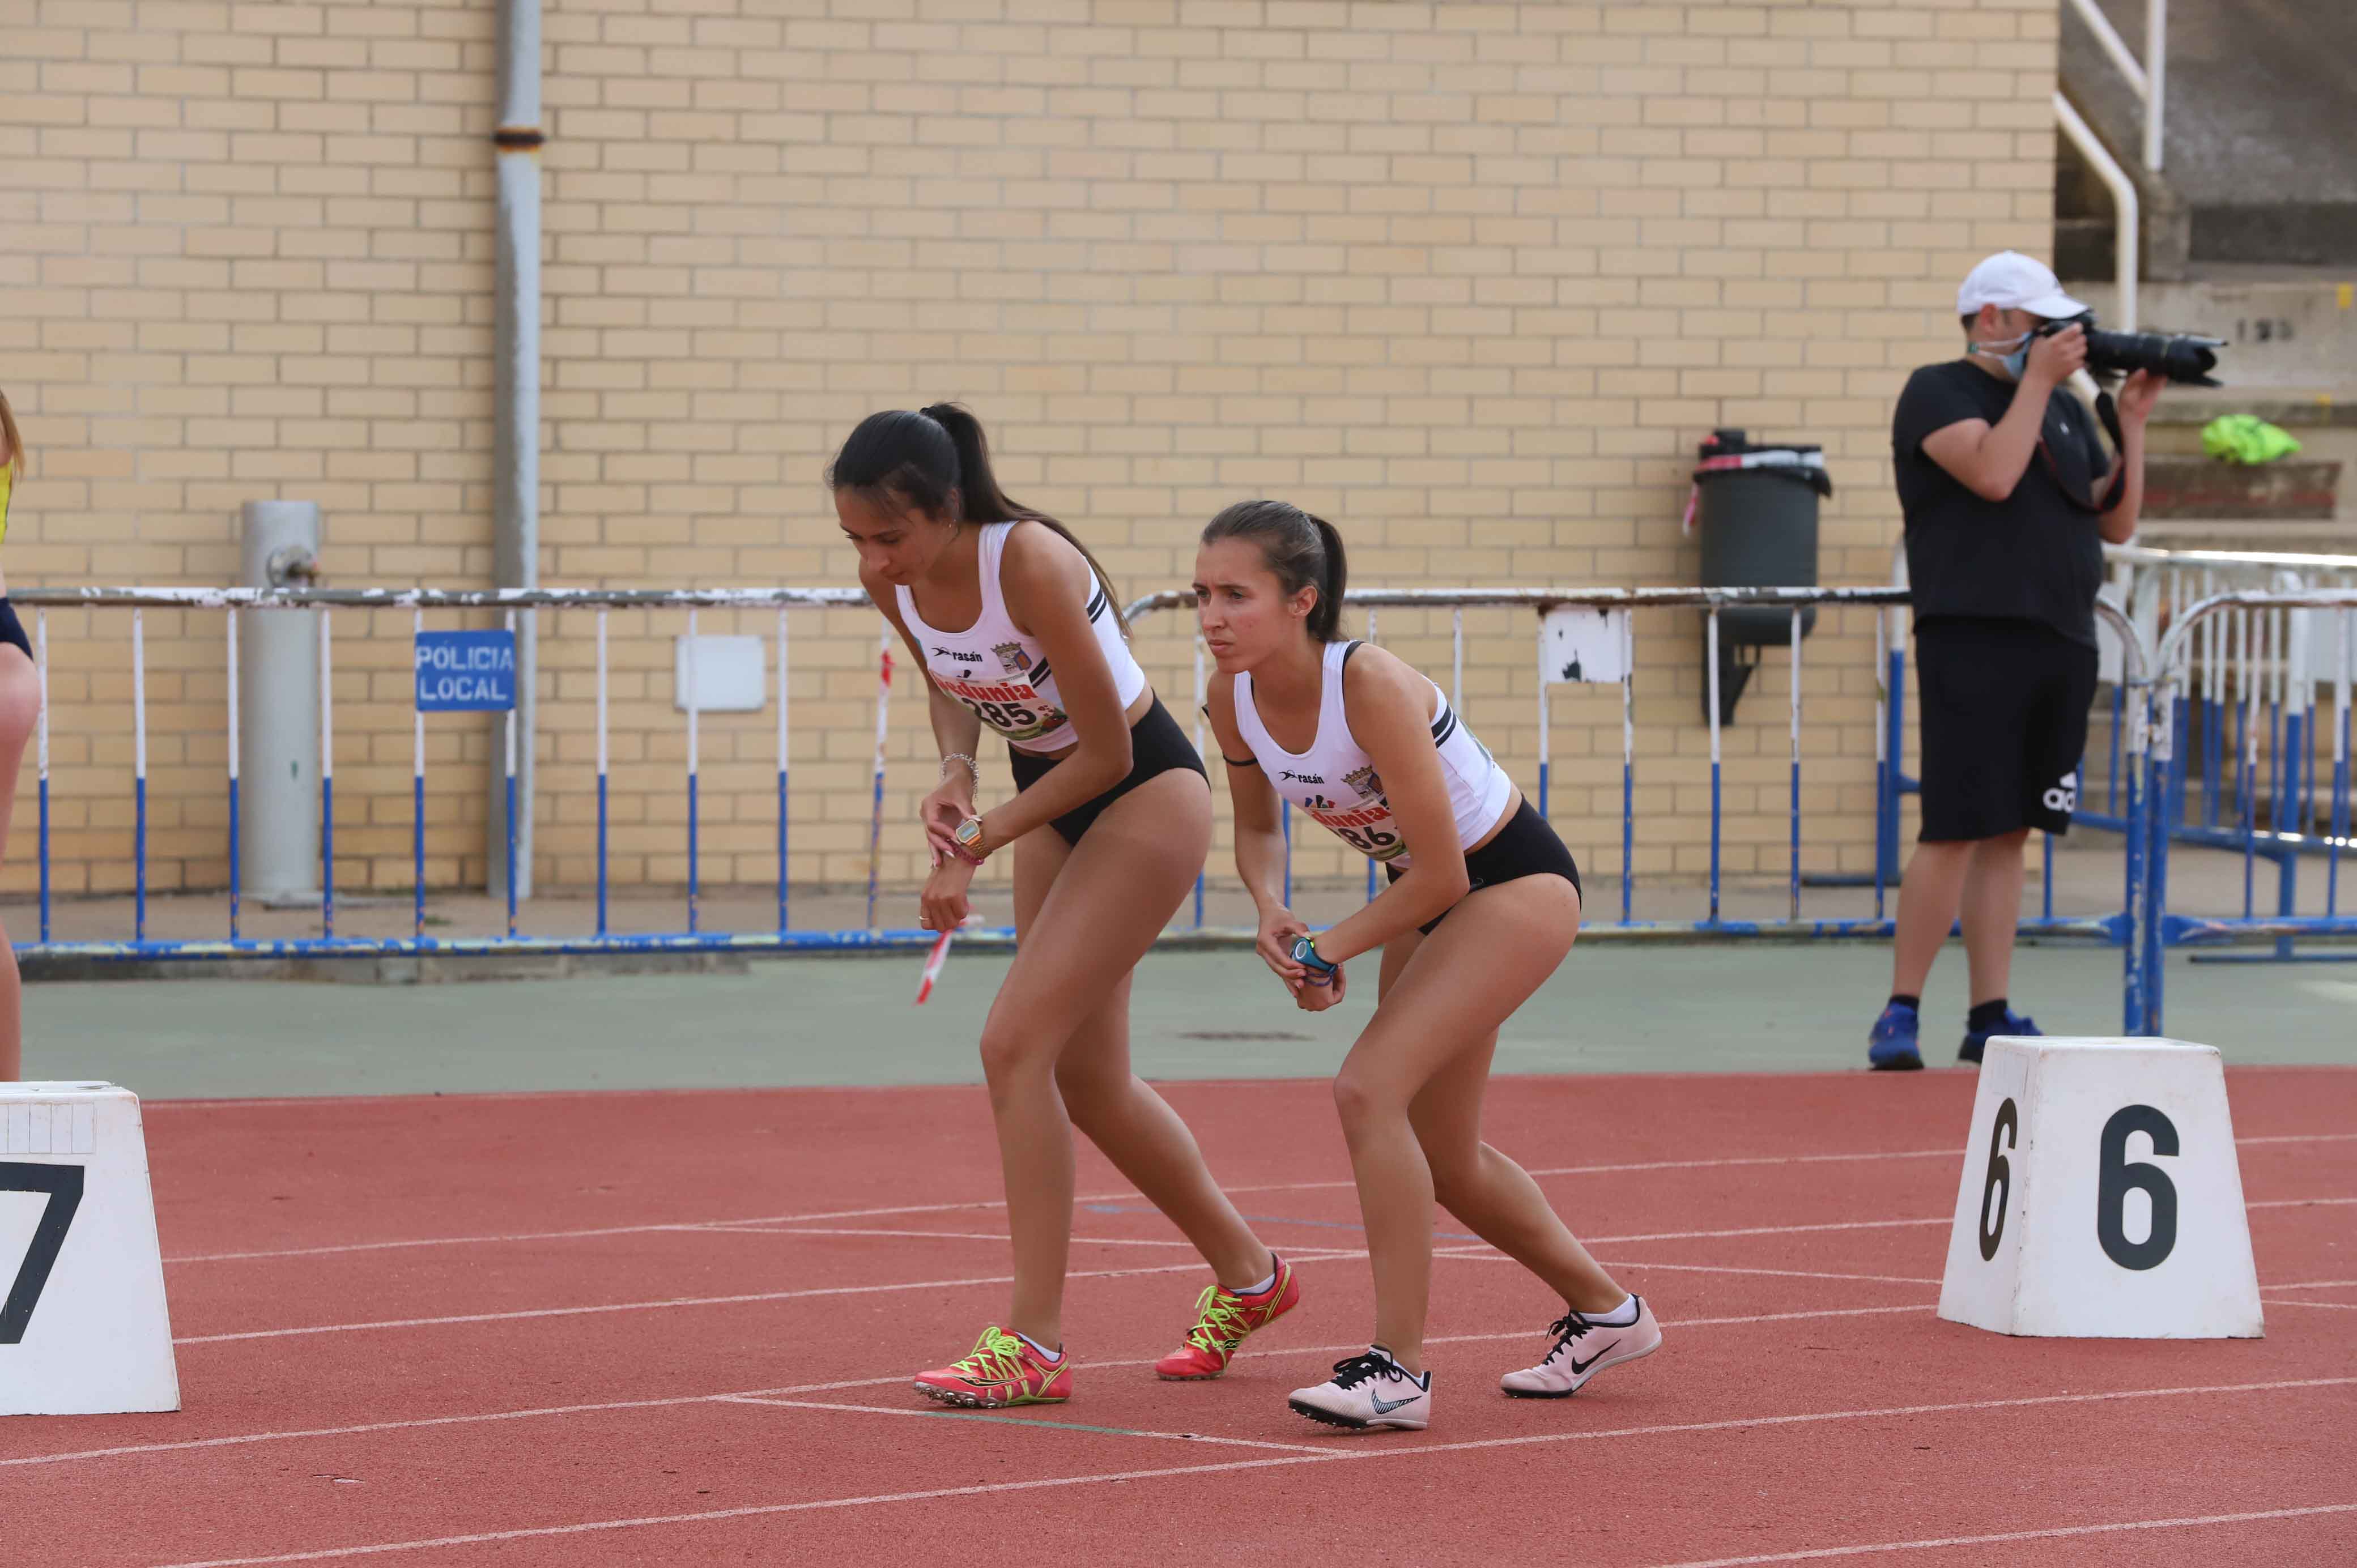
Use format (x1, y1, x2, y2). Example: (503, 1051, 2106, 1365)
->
(1195, 500, 1662, 1431)
(831, 405, 1299, 1408)
(0, 391, 36, 1080)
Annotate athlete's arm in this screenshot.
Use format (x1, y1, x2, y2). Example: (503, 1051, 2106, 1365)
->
(1206, 672, 1305, 985)
(1297, 646, 1470, 967)
(865, 569, 986, 864)
(973, 521, 1134, 854)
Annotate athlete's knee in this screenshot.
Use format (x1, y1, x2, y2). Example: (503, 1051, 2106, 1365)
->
(1331, 1067, 1405, 1137)
(977, 1020, 1057, 1089)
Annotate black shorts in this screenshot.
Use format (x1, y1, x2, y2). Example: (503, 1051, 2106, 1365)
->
(1006, 694, 1206, 847)
(1385, 797, 1582, 935)
(0, 599, 28, 662)
(1915, 617, 2099, 842)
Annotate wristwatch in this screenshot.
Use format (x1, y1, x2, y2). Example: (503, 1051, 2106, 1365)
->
(951, 815, 989, 865)
(1289, 935, 1338, 986)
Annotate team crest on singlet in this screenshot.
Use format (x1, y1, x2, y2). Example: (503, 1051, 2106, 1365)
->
(993, 642, 1032, 676)
(1344, 764, 1384, 801)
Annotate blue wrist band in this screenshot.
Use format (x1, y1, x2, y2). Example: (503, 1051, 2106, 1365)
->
(1290, 935, 1337, 985)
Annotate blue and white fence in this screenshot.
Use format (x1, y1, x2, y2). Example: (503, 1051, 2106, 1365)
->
(15, 575, 2327, 1038)
(2132, 587, 2357, 1025)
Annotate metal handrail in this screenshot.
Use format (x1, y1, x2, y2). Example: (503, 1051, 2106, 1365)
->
(2065, 0, 2166, 172)
(2108, 543, 2357, 573)
(2152, 588, 2357, 683)
(10, 586, 873, 611)
(1124, 583, 1912, 619)
(1123, 582, 2147, 685)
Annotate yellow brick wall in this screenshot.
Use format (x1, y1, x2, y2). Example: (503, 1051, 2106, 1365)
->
(0, 0, 2063, 910)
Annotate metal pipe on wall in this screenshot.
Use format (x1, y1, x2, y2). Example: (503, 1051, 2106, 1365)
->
(237, 501, 321, 902)
(488, 0, 542, 902)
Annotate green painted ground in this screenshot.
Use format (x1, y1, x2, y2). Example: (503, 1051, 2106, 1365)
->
(24, 942, 2355, 1100)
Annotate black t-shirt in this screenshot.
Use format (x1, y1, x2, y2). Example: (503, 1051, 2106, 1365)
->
(1892, 360, 2112, 647)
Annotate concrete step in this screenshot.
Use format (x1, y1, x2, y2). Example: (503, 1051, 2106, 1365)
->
(2062, 0, 2357, 269)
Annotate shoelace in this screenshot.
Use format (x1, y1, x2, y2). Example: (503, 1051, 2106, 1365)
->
(1184, 1285, 1252, 1353)
(952, 1330, 1032, 1383)
(1328, 1350, 1402, 1390)
(1545, 1310, 1598, 1358)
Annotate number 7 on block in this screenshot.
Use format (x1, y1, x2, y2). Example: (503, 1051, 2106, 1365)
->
(0, 1162, 84, 1345)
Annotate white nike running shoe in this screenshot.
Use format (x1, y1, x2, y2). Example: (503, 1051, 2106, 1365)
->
(1500, 1297, 1662, 1398)
(1288, 1347, 1432, 1431)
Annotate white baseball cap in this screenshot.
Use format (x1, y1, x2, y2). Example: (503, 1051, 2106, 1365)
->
(1956, 251, 2088, 320)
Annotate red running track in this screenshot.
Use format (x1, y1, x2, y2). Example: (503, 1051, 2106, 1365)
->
(6, 1068, 2355, 1566)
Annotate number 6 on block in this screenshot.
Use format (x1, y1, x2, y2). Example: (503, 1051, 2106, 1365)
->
(0, 1084, 180, 1416)
(1937, 1038, 2263, 1340)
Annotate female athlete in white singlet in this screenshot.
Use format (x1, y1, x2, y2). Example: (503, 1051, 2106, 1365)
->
(831, 406, 1298, 1409)
(1196, 499, 1664, 1431)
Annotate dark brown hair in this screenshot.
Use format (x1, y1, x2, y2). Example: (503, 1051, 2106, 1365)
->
(1201, 499, 1348, 642)
(827, 403, 1123, 628)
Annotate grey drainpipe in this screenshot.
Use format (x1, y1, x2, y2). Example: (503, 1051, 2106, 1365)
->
(489, 0, 541, 902)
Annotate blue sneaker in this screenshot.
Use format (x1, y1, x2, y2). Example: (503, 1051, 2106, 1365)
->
(1866, 1002, 1922, 1071)
(1959, 1011, 2040, 1066)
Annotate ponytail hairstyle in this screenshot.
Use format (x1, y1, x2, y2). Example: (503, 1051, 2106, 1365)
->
(1200, 499, 1348, 643)
(826, 401, 1125, 632)
(0, 390, 22, 478)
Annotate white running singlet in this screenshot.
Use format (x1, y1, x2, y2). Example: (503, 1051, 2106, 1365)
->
(1232, 640, 1512, 868)
(896, 520, 1146, 753)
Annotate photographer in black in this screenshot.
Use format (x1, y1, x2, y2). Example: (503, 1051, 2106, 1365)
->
(1868, 252, 2164, 1070)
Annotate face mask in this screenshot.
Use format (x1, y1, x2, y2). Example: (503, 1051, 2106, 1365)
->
(1970, 329, 2032, 378)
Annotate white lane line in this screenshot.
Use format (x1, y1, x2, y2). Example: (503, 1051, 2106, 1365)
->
(1603, 1260, 1942, 1287)
(703, 1228, 1199, 1248)
(2266, 1279, 2357, 1289)
(159, 1131, 2357, 1267)
(166, 1194, 2357, 1347)
(169, 1254, 1373, 1347)
(143, 1377, 2357, 1567)
(5, 1303, 1935, 1474)
(1642, 1501, 2357, 1566)
(717, 1395, 1335, 1455)
(2264, 1297, 2357, 1311)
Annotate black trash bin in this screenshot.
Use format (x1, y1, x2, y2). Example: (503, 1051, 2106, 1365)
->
(1691, 428, 1832, 722)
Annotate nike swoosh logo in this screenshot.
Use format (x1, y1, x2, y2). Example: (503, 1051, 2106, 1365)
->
(1567, 1338, 1621, 1375)
(1368, 1389, 1422, 1414)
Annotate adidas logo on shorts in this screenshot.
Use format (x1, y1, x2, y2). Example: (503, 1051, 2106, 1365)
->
(2043, 771, 2079, 813)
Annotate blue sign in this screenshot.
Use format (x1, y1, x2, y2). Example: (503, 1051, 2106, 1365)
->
(415, 630, 516, 712)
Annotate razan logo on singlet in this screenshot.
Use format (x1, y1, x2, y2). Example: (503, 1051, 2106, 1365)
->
(1343, 764, 1384, 801)
(992, 642, 1032, 676)
(1278, 769, 1325, 785)
(933, 646, 982, 664)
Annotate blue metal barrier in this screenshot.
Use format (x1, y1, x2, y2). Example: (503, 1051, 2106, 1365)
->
(11, 582, 2160, 1029)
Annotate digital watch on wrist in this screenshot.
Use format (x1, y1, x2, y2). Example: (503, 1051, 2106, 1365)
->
(1289, 935, 1338, 985)
(951, 815, 988, 865)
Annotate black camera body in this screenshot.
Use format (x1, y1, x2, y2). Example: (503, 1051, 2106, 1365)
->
(2035, 310, 2224, 387)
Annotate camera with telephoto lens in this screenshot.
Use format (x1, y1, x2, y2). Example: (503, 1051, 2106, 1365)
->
(2033, 311, 2224, 387)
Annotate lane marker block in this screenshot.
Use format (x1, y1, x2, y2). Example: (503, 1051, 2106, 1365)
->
(1939, 1038, 2263, 1340)
(0, 1082, 180, 1414)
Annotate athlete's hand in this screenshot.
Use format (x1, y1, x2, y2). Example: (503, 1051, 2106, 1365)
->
(1257, 908, 1309, 987)
(919, 779, 976, 869)
(1294, 961, 1346, 1012)
(920, 857, 976, 932)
